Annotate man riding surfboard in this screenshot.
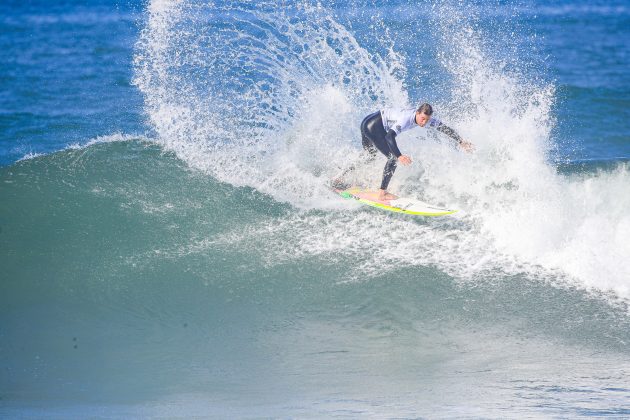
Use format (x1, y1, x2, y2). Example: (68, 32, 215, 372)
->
(335, 103, 474, 200)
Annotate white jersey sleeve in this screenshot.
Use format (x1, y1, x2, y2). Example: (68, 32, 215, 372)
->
(426, 117, 442, 129)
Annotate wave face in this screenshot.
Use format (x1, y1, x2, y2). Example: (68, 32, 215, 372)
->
(2, 0, 630, 417)
(1, 142, 630, 417)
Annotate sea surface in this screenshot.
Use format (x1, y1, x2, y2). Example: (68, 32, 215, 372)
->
(1, 0, 630, 417)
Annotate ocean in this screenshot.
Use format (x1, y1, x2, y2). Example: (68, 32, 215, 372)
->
(1, 0, 630, 417)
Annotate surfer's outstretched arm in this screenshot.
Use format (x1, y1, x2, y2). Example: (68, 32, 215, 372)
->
(436, 123, 474, 152)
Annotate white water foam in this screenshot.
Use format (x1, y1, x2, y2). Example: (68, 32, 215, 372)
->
(17, 152, 45, 162)
(133, 0, 630, 301)
(16, 133, 151, 162)
(66, 132, 152, 150)
(134, 0, 407, 206)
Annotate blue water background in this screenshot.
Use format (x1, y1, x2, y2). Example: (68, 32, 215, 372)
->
(0, 0, 629, 165)
(0, 0, 144, 164)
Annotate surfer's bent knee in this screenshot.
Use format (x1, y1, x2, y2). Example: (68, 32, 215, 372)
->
(360, 111, 389, 157)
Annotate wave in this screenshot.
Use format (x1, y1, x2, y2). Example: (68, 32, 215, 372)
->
(130, 0, 630, 302)
(2, 140, 629, 345)
(2, 137, 629, 416)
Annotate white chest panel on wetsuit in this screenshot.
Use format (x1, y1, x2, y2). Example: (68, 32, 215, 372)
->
(380, 107, 441, 135)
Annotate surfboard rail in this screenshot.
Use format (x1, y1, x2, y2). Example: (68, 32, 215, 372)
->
(337, 187, 457, 217)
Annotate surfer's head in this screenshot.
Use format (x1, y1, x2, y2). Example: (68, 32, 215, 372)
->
(415, 103, 433, 127)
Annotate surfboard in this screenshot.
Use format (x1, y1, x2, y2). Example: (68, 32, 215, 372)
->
(334, 186, 457, 217)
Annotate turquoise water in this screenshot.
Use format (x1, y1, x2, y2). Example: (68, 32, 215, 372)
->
(2, 142, 629, 417)
(2, 0, 630, 417)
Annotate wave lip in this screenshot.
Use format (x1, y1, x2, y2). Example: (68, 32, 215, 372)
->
(13, 133, 152, 162)
(65, 132, 152, 150)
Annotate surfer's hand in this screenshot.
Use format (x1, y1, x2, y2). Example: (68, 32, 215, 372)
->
(459, 141, 475, 153)
(398, 155, 412, 165)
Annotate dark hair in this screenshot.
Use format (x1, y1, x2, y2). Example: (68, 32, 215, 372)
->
(416, 103, 433, 115)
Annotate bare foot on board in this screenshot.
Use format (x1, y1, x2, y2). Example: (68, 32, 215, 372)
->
(378, 189, 398, 201)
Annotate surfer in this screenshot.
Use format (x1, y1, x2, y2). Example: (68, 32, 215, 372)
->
(336, 103, 474, 200)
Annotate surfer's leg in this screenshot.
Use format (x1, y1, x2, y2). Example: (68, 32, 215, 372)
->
(361, 133, 378, 164)
(361, 112, 383, 162)
(361, 111, 398, 197)
(380, 155, 398, 191)
(363, 112, 389, 157)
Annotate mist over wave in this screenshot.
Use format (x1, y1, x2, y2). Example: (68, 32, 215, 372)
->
(133, 0, 630, 300)
(133, 0, 406, 204)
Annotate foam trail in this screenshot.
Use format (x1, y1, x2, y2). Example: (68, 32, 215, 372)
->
(134, 0, 630, 301)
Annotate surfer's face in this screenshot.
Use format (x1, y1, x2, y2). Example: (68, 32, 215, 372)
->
(415, 112, 430, 127)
